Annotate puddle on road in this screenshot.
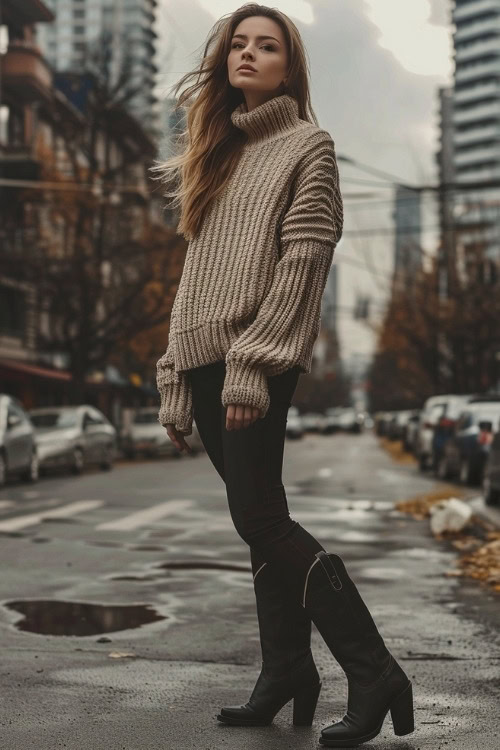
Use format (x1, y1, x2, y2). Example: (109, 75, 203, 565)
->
(4, 600, 166, 636)
(401, 652, 472, 661)
(155, 560, 251, 573)
(108, 575, 164, 581)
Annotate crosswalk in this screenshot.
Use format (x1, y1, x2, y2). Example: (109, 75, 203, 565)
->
(0, 493, 393, 536)
(0, 498, 194, 534)
(0, 500, 104, 532)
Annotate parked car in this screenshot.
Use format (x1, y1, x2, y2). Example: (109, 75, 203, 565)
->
(364, 414, 374, 431)
(416, 394, 474, 471)
(386, 410, 417, 442)
(323, 407, 343, 434)
(120, 406, 204, 458)
(431, 395, 476, 473)
(483, 425, 500, 506)
(0, 394, 39, 486)
(29, 405, 117, 475)
(436, 401, 500, 485)
(286, 406, 303, 439)
(334, 407, 364, 434)
(403, 412, 420, 453)
(374, 411, 398, 436)
(300, 412, 325, 433)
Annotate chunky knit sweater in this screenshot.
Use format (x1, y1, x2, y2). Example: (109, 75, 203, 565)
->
(156, 93, 343, 435)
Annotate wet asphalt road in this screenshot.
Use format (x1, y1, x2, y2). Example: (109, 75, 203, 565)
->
(0, 430, 498, 750)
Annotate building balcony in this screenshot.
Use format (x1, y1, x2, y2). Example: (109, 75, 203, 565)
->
(454, 80, 500, 104)
(454, 17, 500, 42)
(454, 122, 500, 145)
(454, 145, 500, 167)
(0, 41, 52, 101)
(453, 0, 500, 22)
(455, 164, 500, 184)
(455, 57, 500, 83)
(453, 100, 500, 124)
(455, 35, 500, 62)
(3, 0, 54, 25)
(0, 144, 41, 181)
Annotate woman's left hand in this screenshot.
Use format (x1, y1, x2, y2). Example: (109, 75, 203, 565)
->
(226, 404, 260, 431)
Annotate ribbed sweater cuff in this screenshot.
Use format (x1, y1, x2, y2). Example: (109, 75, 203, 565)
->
(156, 355, 193, 435)
(221, 358, 270, 417)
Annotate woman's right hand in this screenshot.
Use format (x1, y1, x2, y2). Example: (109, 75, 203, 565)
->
(165, 424, 192, 454)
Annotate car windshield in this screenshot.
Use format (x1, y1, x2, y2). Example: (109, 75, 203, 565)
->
(133, 412, 158, 424)
(30, 411, 78, 428)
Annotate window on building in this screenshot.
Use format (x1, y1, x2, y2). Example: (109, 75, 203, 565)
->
(0, 286, 26, 338)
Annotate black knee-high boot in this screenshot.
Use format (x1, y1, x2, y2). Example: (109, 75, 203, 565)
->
(301, 550, 414, 747)
(217, 555, 322, 726)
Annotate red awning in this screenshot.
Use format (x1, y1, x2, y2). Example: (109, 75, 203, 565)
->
(0, 358, 72, 381)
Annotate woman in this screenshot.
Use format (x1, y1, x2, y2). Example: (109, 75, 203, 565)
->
(153, 3, 414, 746)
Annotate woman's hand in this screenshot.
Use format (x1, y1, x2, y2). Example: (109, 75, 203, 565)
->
(226, 404, 261, 431)
(165, 424, 192, 454)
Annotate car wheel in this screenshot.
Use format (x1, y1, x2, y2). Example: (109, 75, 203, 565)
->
(99, 445, 114, 471)
(0, 452, 6, 487)
(71, 447, 84, 475)
(21, 450, 39, 483)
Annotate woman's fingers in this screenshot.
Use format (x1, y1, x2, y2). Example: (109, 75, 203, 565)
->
(166, 424, 192, 453)
(226, 404, 261, 430)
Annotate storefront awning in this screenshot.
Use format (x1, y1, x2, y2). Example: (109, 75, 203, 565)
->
(0, 358, 72, 381)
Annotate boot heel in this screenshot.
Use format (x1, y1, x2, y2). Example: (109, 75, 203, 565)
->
(389, 681, 414, 736)
(292, 680, 322, 726)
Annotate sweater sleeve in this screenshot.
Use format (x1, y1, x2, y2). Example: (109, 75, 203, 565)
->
(221, 134, 343, 418)
(156, 334, 194, 435)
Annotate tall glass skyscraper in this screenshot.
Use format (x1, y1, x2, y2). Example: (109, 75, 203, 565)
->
(451, 0, 500, 262)
(37, 0, 159, 134)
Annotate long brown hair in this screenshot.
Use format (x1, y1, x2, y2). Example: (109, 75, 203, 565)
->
(150, 3, 319, 241)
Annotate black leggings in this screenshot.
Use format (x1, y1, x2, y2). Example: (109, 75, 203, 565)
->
(187, 359, 326, 604)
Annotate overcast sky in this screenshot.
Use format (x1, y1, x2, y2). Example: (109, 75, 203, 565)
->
(155, 0, 453, 365)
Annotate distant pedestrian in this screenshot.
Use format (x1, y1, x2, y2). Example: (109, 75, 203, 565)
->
(153, 3, 414, 746)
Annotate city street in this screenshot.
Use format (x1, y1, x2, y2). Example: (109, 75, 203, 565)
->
(0, 430, 498, 749)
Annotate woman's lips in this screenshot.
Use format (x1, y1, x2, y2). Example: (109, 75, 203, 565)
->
(238, 68, 256, 73)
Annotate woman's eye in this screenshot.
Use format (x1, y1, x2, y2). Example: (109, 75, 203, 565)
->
(231, 43, 274, 51)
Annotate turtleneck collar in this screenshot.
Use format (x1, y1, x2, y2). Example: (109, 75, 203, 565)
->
(231, 94, 301, 144)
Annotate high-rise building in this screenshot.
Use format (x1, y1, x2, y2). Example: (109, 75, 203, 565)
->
(450, 0, 500, 263)
(37, 0, 159, 135)
(392, 185, 422, 286)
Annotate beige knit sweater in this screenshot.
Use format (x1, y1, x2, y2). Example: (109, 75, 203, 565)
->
(156, 94, 343, 435)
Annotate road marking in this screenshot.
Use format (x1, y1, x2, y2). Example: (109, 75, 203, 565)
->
(0, 500, 104, 532)
(96, 499, 193, 531)
(318, 467, 332, 477)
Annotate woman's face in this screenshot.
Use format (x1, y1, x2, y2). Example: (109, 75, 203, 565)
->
(227, 15, 289, 101)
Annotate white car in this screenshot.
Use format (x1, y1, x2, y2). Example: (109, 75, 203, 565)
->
(0, 394, 39, 486)
(30, 405, 117, 475)
(120, 407, 205, 458)
(416, 394, 474, 471)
